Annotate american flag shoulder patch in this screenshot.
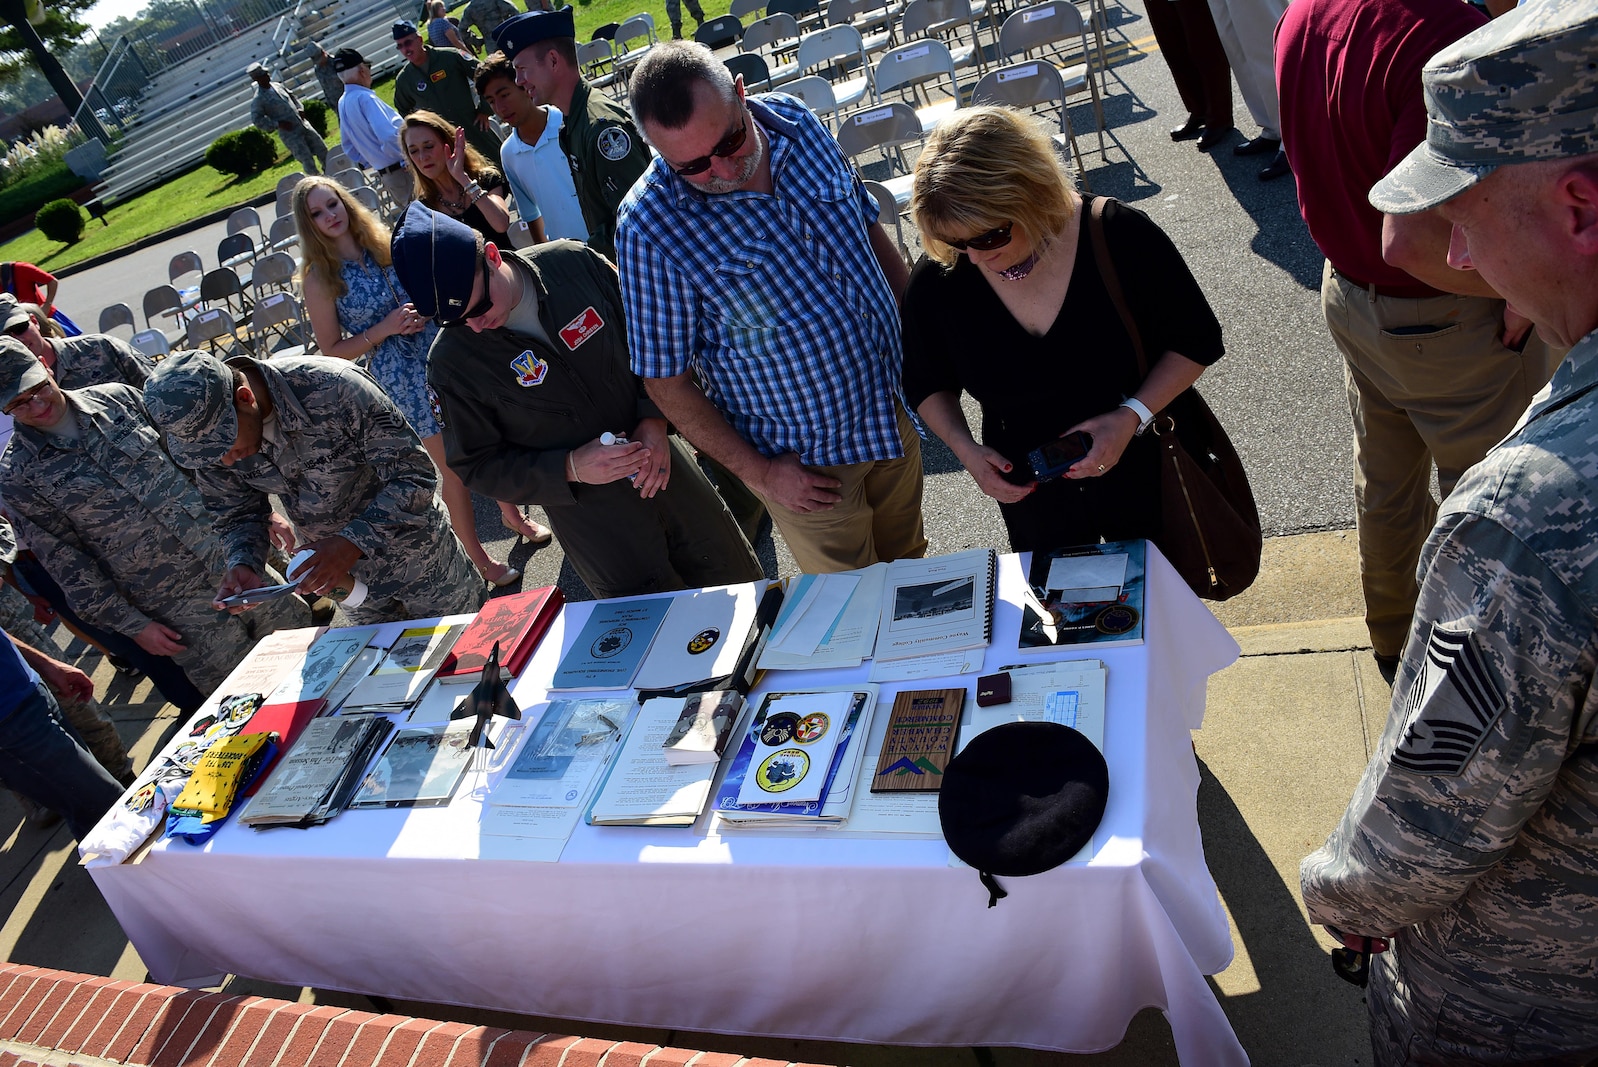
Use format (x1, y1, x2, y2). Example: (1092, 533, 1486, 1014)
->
(1392, 625, 1506, 776)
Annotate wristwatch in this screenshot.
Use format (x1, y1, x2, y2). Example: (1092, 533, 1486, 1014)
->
(1119, 397, 1155, 434)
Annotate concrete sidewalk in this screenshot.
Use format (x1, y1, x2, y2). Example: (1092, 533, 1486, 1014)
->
(0, 529, 1387, 1066)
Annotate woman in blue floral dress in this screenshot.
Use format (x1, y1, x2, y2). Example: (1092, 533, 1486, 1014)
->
(292, 177, 549, 588)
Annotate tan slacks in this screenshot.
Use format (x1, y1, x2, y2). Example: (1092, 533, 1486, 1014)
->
(759, 406, 929, 575)
(1321, 261, 1560, 658)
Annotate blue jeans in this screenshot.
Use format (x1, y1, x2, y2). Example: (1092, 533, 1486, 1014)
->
(0, 684, 124, 840)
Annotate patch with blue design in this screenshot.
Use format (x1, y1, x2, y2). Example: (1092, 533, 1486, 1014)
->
(511, 350, 548, 388)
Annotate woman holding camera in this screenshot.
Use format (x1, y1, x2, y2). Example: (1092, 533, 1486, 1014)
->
(900, 107, 1224, 553)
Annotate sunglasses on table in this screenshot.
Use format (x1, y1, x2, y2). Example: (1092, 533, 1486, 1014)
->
(672, 121, 749, 177)
(947, 221, 1015, 252)
(439, 256, 494, 329)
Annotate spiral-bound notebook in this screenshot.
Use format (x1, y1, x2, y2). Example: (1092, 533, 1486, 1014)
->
(872, 548, 998, 662)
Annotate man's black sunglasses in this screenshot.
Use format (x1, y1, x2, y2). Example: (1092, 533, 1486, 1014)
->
(439, 256, 494, 328)
(673, 121, 749, 177)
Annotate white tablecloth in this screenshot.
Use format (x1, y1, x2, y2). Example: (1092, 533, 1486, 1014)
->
(89, 547, 1246, 1064)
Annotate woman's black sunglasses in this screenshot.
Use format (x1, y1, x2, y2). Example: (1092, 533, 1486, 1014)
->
(947, 222, 1015, 252)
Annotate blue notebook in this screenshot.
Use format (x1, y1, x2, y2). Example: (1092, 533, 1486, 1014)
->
(550, 598, 673, 690)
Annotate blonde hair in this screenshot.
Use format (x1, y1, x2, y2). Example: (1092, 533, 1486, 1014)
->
(910, 106, 1077, 267)
(401, 110, 497, 207)
(20, 303, 63, 338)
(291, 176, 392, 299)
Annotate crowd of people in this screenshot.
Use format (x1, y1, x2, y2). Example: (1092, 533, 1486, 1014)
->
(1, 0, 1595, 1060)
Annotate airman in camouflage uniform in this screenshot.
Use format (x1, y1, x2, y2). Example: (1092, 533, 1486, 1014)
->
(0, 340, 309, 699)
(458, 0, 520, 53)
(142, 351, 484, 626)
(0, 520, 132, 784)
(248, 63, 329, 176)
(1301, 4, 1598, 1063)
(2, 295, 154, 390)
(307, 44, 344, 108)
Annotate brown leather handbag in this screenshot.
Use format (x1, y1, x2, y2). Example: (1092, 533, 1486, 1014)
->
(1086, 197, 1262, 601)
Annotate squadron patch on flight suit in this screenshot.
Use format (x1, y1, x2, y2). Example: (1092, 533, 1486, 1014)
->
(1392, 624, 1506, 776)
(596, 126, 632, 161)
(510, 350, 548, 387)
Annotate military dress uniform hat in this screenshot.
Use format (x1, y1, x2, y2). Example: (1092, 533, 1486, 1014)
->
(0, 336, 49, 410)
(331, 47, 366, 72)
(390, 201, 481, 322)
(142, 350, 241, 469)
(393, 19, 420, 39)
(493, 7, 576, 60)
(1369, 0, 1598, 215)
(938, 720, 1109, 907)
(0, 294, 29, 333)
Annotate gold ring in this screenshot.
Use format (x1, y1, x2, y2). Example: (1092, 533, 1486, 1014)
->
(1097, 464, 1107, 473)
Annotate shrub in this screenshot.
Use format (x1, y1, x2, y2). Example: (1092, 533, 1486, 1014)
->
(206, 128, 278, 179)
(303, 99, 330, 138)
(35, 198, 86, 244)
(0, 162, 86, 224)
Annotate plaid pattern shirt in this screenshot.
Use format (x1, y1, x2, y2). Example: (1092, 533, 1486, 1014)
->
(615, 94, 906, 467)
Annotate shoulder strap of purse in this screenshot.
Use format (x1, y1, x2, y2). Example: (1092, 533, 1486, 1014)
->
(0, 263, 12, 295)
(1085, 196, 1150, 382)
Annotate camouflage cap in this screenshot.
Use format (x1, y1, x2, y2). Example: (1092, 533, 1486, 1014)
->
(1370, 0, 1598, 215)
(142, 350, 240, 469)
(0, 294, 29, 333)
(0, 336, 49, 410)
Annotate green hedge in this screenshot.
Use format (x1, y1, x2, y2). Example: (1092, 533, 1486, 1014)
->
(0, 162, 88, 226)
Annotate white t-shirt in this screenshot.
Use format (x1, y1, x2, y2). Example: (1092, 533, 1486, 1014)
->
(501, 107, 589, 244)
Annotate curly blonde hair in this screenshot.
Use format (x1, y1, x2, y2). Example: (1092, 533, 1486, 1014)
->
(910, 106, 1077, 268)
(401, 110, 499, 208)
(291, 176, 392, 299)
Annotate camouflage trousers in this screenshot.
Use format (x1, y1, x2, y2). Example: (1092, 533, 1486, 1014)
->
(0, 584, 132, 782)
(163, 587, 311, 697)
(1368, 940, 1598, 1066)
(346, 526, 485, 625)
(281, 126, 328, 176)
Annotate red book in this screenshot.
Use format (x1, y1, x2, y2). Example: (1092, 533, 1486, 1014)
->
(437, 585, 565, 680)
(240, 696, 326, 795)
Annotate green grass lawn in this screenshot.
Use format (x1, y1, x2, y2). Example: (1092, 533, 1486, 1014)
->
(0, 79, 400, 272)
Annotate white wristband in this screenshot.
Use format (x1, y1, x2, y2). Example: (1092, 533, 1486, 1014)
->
(1120, 397, 1155, 434)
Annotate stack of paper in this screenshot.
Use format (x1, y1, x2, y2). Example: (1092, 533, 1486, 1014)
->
(633, 583, 760, 691)
(350, 723, 476, 808)
(550, 599, 672, 690)
(240, 716, 395, 827)
(481, 696, 632, 850)
(758, 567, 886, 671)
(342, 623, 465, 712)
(587, 695, 723, 827)
(712, 686, 878, 828)
(961, 659, 1107, 755)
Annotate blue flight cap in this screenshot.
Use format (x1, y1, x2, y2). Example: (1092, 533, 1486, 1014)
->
(493, 6, 576, 60)
(392, 19, 420, 39)
(390, 201, 481, 323)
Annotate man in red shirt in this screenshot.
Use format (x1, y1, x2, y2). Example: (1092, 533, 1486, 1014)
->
(1275, 0, 1559, 678)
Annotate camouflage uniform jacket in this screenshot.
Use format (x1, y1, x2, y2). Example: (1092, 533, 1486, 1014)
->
(560, 79, 651, 261)
(192, 355, 451, 593)
(1302, 326, 1598, 1013)
(457, 0, 519, 47)
(251, 80, 311, 134)
(50, 332, 154, 391)
(0, 384, 230, 637)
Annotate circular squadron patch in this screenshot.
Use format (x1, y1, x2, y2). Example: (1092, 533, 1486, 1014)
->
(596, 126, 632, 161)
(591, 625, 634, 659)
(1095, 604, 1139, 635)
(756, 748, 809, 793)
(687, 626, 720, 654)
(795, 712, 829, 743)
(761, 711, 800, 746)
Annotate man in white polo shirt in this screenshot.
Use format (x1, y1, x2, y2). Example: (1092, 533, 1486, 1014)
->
(476, 51, 587, 244)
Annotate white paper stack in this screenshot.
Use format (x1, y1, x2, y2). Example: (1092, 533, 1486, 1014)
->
(758, 566, 886, 671)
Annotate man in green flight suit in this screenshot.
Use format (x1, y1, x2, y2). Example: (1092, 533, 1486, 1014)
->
(495, 7, 651, 261)
(390, 20, 503, 162)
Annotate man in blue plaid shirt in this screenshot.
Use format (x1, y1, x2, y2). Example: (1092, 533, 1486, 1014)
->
(615, 42, 927, 575)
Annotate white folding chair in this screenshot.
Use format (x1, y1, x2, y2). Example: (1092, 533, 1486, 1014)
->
(997, 0, 1105, 155)
(834, 100, 924, 205)
(730, 0, 767, 19)
(873, 38, 963, 132)
(576, 39, 620, 95)
(785, 74, 841, 126)
(275, 171, 307, 196)
(97, 303, 136, 338)
(268, 216, 301, 254)
(252, 291, 314, 355)
(612, 14, 660, 83)
(796, 26, 874, 111)
(899, 0, 990, 72)
(129, 329, 171, 359)
(252, 252, 299, 298)
(739, 14, 802, 83)
(971, 59, 1088, 186)
(825, 0, 893, 52)
(862, 178, 912, 261)
(350, 185, 383, 216)
(226, 206, 267, 245)
(186, 307, 246, 357)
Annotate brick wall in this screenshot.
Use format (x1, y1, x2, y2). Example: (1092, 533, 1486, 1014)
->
(0, 965, 840, 1067)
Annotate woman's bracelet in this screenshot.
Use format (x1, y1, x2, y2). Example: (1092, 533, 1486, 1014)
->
(567, 451, 581, 484)
(363, 330, 376, 350)
(463, 180, 482, 196)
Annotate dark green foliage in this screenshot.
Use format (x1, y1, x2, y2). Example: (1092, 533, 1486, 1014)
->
(34, 197, 86, 243)
(206, 128, 278, 178)
(303, 98, 329, 138)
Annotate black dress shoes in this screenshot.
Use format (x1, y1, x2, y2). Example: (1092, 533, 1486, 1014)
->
(1196, 126, 1235, 152)
(1258, 150, 1292, 181)
(1234, 135, 1282, 157)
(1170, 115, 1205, 141)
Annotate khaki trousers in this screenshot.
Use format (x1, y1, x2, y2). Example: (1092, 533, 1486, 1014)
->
(1321, 261, 1559, 658)
(759, 406, 929, 574)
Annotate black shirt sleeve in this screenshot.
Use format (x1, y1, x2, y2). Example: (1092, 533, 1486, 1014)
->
(1101, 199, 1224, 368)
(900, 254, 962, 413)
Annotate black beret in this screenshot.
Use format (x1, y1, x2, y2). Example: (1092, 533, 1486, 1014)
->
(938, 721, 1109, 906)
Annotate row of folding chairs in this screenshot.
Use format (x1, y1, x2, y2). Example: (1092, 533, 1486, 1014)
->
(105, 286, 314, 362)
